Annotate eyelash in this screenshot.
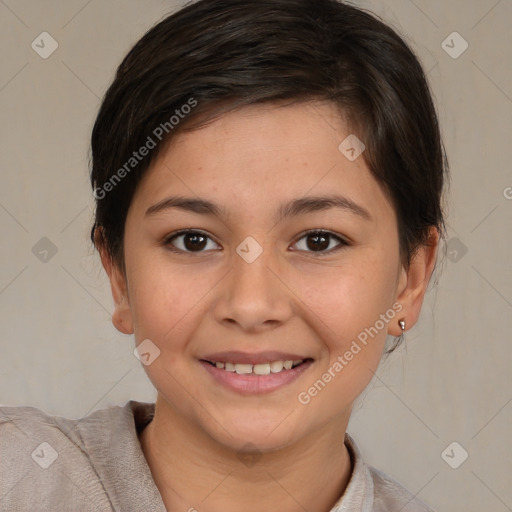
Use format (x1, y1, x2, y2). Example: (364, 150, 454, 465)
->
(163, 229, 350, 257)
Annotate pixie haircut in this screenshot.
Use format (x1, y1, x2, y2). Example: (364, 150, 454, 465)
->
(90, 0, 448, 273)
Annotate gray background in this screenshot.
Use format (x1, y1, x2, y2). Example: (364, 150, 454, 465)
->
(1, 1, 511, 510)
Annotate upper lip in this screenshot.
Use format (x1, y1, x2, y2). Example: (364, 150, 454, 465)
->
(200, 351, 312, 365)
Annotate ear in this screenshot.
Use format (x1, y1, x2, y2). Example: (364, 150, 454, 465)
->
(94, 228, 134, 335)
(390, 226, 439, 336)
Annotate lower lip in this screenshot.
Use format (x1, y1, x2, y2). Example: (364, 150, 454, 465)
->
(200, 360, 313, 395)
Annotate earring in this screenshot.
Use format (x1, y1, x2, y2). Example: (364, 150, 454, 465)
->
(399, 319, 406, 332)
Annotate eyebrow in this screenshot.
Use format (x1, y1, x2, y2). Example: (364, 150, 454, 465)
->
(145, 194, 372, 222)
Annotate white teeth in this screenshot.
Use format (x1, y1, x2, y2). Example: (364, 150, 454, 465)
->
(211, 359, 304, 375)
(235, 364, 253, 375)
(270, 361, 284, 373)
(253, 363, 271, 375)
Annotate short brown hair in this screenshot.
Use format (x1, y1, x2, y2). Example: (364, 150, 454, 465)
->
(90, 0, 448, 273)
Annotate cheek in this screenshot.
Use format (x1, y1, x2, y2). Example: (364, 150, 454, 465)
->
(293, 269, 394, 412)
(125, 250, 228, 356)
(293, 253, 397, 376)
(295, 254, 396, 333)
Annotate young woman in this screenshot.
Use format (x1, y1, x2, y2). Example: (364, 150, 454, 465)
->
(0, 0, 447, 510)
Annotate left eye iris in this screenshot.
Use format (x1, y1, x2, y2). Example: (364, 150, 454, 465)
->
(295, 231, 344, 253)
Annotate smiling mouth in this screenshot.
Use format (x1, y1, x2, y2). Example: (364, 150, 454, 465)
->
(201, 359, 313, 375)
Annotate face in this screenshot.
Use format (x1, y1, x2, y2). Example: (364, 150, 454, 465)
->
(104, 101, 431, 452)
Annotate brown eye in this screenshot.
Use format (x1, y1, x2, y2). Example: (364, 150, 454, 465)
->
(165, 230, 219, 253)
(293, 230, 348, 255)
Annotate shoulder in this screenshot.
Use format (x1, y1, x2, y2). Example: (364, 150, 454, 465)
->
(339, 434, 436, 512)
(368, 465, 436, 512)
(0, 402, 141, 511)
(0, 401, 123, 448)
(0, 403, 73, 457)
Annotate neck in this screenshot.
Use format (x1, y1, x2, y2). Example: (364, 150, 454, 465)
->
(139, 396, 353, 512)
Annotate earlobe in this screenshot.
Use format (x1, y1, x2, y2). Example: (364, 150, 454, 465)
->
(391, 227, 439, 336)
(95, 228, 134, 335)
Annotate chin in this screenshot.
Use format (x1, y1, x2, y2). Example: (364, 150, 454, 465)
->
(204, 409, 306, 453)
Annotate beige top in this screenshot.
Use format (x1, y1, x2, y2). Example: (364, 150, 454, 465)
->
(0, 400, 435, 511)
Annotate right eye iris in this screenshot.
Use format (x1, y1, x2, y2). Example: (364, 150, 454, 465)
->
(166, 230, 215, 253)
(176, 232, 208, 252)
(305, 233, 330, 252)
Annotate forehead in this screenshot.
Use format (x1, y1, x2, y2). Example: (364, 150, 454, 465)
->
(130, 101, 395, 227)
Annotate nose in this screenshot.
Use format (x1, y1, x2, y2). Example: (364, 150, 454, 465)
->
(212, 244, 294, 333)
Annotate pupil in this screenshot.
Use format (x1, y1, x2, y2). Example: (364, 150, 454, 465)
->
(308, 234, 329, 251)
(185, 233, 207, 251)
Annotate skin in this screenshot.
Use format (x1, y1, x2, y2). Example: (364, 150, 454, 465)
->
(98, 101, 439, 512)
